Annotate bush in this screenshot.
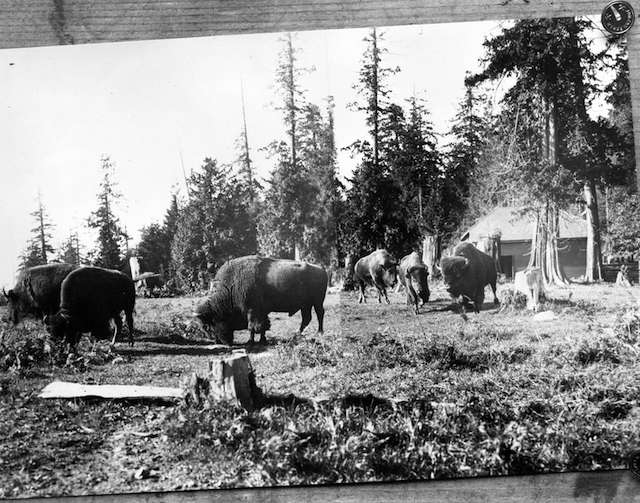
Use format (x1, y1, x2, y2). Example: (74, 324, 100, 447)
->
(0, 322, 52, 371)
(498, 287, 528, 311)
(572, 335, 624, 365)
(613, 307, 640, 345)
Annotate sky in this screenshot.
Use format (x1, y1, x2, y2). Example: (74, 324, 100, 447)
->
(0, 18, 617, 288)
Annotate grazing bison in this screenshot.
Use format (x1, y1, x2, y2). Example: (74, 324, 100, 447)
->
(44, 266, 136, 351)
(440, 242, 498, 313)
(194, 255, 328, 345)
(3, 263, 79, 325)
(354, 249, 398, 304)
(399, 251, 430, 314)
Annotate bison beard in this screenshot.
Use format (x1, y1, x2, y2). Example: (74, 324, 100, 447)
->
(194, 255, 327, 345)
(399, 252, 430, 314)
(440, 242, 499, 314)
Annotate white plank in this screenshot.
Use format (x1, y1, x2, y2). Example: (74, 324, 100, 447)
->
(39, 381, 183, 399)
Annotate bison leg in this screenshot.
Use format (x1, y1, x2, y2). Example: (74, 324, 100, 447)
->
(298, 305, 312, 335)
(407, 283, 419, 314)
(111, 315, 123, 345)
(490, 279, 499, 305)
(474, 289, 485, 314)
(358, 281, 367, 303)
(374, 282, 389, 304)
(314, 304, 325, 334)
(125, 309, 135, 346)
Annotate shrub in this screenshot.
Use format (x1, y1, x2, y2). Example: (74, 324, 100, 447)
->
(0, 321, 52, 371)
(498, 287, 528, 311)
(572, 335, 624, 365)
(613, 307, 640, 345)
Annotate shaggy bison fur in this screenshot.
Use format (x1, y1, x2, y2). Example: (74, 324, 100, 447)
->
(195, 255, 328, 345)
(45, 266, 136, 351)
(3, 263, 79, 325)
(440, 242, 499, 313)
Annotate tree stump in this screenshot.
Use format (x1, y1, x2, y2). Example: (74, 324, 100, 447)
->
(183, 350, 263, 412)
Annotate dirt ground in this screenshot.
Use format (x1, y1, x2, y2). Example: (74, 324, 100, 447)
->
(1, 281, 640, 497)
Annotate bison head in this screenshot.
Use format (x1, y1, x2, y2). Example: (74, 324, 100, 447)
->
(381, 261, 398, 288)
(408, 265, 430, 304)
(440, 256, 469, 297)
(193, 298, 235, 346)
(43, 311, 71, 342)
(3, 288, 24, 325)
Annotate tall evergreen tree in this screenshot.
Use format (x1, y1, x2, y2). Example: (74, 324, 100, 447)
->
(57, 232, 82, 265)
(19, 193, 56, 270)
(87, 155, 126, 269)
(296, 100, 342, 266)
(171, 159, 256, 290)
(138, 192, 181, 277)
(258, 33, 316, 259)
(342, 28, 402, 258)
(467, 17, 622, 284)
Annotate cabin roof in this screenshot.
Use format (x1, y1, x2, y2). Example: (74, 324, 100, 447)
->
(463, 206, 588, 242)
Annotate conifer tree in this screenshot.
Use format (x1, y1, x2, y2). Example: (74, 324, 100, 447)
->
(87, 156, 126, 269)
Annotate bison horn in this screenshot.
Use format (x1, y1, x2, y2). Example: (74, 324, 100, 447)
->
(2, 288, 7, 298)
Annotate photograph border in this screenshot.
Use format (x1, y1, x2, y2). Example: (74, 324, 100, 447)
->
(1, 1, 639, 501)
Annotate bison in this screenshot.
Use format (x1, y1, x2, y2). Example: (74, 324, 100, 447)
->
(398, 251, 430, 314)
(440, 242, 498, 314)
(44, 266, 136, 352)
(3, 263, 79, 325)
(354, 249, 398, 304)
(194, 255, 328, 345)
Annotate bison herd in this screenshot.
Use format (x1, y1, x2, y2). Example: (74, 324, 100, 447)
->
(2, 243, 499, 355)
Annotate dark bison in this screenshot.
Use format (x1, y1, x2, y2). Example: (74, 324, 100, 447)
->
(3, 263, 79, 324)
(440, 242, 499, 313)
(194, 255, 328, 345)
(44, 266, 136, 351)
(354, 249, 398, 304)
(399, 251, 430, 314)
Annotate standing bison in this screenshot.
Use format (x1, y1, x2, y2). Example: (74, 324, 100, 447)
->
(399, 251, 430, 314)
(194, 255, 328, 345)
(45, 266, 136, 351)
(3, 263, 79, 325)
(354, 249, 398, 304)
(440, 242, 499, 313)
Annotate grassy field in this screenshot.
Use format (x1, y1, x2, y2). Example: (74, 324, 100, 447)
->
(1, 281, 640, 497)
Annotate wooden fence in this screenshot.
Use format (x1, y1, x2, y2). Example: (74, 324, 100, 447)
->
(601, 262, 640, 284)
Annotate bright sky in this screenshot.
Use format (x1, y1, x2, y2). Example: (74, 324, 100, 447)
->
(0, 18, 616, 288)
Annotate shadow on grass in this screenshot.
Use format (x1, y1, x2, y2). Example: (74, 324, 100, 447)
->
(116, 345, 233, 357)
(116, 341, 272, 357)
(254, 392, 400, 411)
(134, 334, 219, 346)
(426, 300, 500, 314)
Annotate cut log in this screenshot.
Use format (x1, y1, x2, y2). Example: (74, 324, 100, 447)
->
(39, 381, 183, 400)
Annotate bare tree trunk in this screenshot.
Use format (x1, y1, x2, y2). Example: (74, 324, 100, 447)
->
(422, 234, 438, 277)
(583, 180, 602, 281)
(343, 253, 356, 291)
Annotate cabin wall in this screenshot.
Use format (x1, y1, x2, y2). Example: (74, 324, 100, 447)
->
(498, 238, 587, 279)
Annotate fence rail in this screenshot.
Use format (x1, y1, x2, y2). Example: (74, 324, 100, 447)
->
(602, 262, 639, 284)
